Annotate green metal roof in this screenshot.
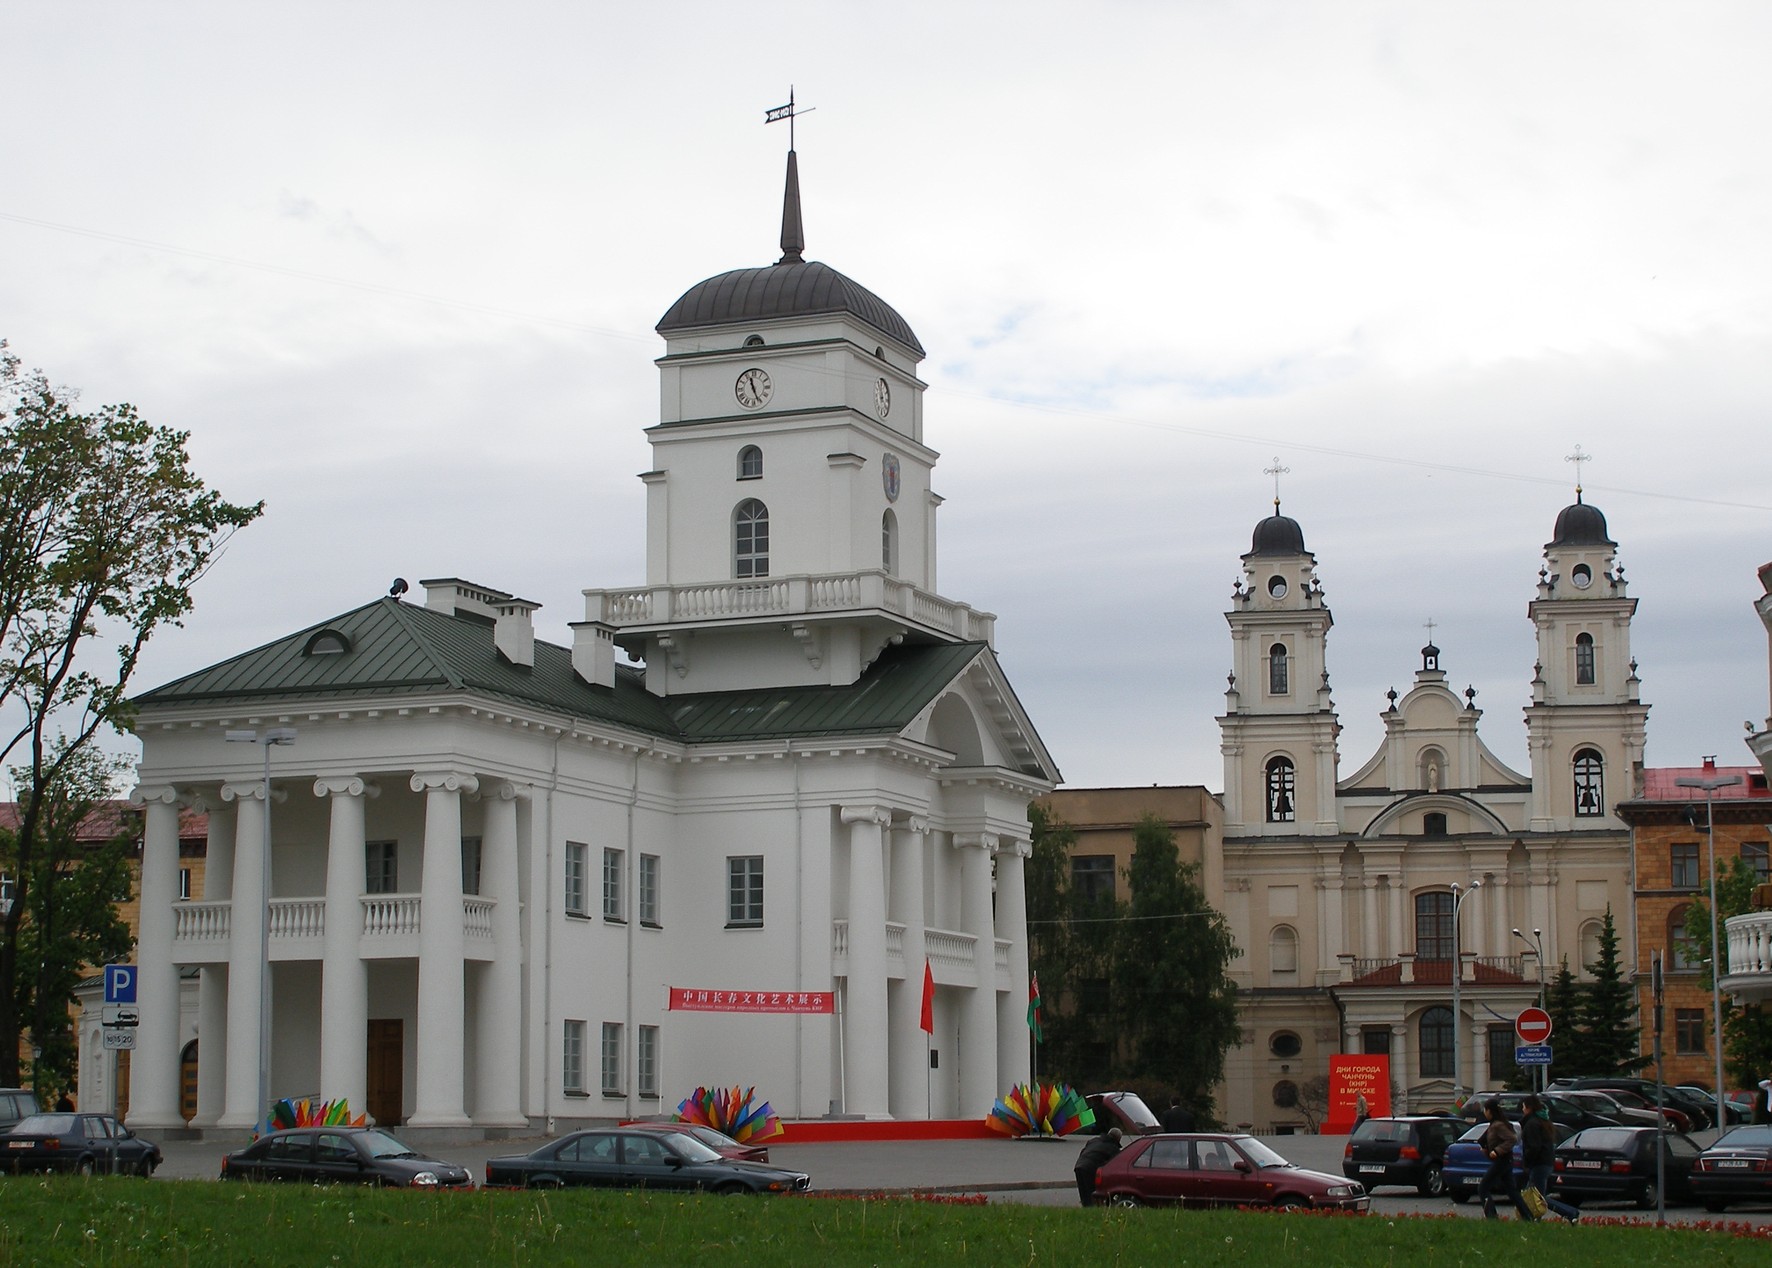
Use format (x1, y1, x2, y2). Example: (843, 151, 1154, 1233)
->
(136, 598, 989, 746)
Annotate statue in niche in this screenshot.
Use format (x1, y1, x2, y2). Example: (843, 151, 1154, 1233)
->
(1425, 758, 1440, 793)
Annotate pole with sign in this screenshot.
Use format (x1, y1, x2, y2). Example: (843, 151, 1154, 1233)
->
(1514, 1006, 1553, 1067)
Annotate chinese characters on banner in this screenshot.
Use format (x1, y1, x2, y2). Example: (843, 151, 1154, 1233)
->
(667, 987, 834, 1014)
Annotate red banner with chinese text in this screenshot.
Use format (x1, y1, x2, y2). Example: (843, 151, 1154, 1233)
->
(667, 987, 834, 1014)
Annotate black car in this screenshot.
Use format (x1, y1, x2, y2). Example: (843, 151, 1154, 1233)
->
(1550, 1077, 1713, 1130)
(221, 1126, 472, 1188)
(484, 1127, 811, 1194)
(1084, 1092, 1162, 1136)
(2, 1112, 162, 1176)
(1342, 1116, 1465, 1195)
(0, 1089, 38, 1133)
(1691, 1124, 1772, 1212)
(1552, 1125, 1700, 1209)
(1456, 1092, 1621, 1133)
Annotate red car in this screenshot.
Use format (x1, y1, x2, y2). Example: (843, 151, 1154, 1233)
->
(625, 1121, 770, 1163)
(1095, 1132, 1369, 1211)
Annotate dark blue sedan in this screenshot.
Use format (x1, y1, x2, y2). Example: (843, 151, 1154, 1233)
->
(1443, 1120, 1572, 1204)
(2, 1112, 161, 1176)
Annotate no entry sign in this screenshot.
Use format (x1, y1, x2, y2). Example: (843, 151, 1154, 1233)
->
(1515, 1006, 1553, 1045)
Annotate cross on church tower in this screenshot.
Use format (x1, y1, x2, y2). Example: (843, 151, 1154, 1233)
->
(1565, 444, 1591, 497)
(1265, 456, 1290, 511)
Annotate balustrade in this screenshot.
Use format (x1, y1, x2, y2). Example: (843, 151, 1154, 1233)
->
(463, 897, 495, 939)
(269, 898, 326, 939)
(1725, 911, 1772, 980)
(361, 893, 422, 937)
(172, 901, 231, 943)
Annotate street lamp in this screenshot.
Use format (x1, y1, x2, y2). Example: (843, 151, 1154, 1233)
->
(1450, 879, 1482, 1102)
(1513, 927, 1546, 1092)
(226, 727, 295, 1131)
(1676, 759, 1742, 1134)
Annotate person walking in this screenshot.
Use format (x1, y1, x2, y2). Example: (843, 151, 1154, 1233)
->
(1476, 1099, 1529, 1220)
(1074, 1127, 1124, 1206)
(1354, 1093, 1370, 1125)
(1160, 1098, 1195, 1133)
(1519, 1096, 1580, 1223)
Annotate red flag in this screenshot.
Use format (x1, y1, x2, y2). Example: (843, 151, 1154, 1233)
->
(919, 959, 935, 1034)
(1027, 972, 1044, 1042)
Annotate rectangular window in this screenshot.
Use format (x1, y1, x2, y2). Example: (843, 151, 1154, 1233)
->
(1070, 856, 1116, 906)
(1674, 1008, 1706, 1054)
(1743, 842, 1770, 883)
(1361, 1027, 1393, 1056)
(178, 867, 192, 901)
(1419, 1009, 1453, 1078)
(637, 1025, 659, 1098)
(602, 847, 625, 921)
(1487, 1027, 1519, 1081)
(600, 1022, 624, 1096)
(639, 853, 661, 926)
(461, 836, 482, 896)
(1414, 892, 1454, 962)
(0, 872, 12, 916)
(365, 841, 398, 894)
(728, 856, 764, 926)
(1670, 843, 1700, 890)
(565, 842, 588, 917)
(563, 1020, 586, 1094)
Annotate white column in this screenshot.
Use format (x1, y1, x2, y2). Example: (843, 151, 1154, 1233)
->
(1391, 1022, 1410, 1111)
(1386, 874, 1405, 958)
(218, 781, 269, 1130)
(409, 770, 476, 1127)
(126, 785, 185, 1127)
(887, 818, 929, 1119)
(955, 833, 999, 1117)
(316, 777, 377, 1115)
(192, 800, 233, 1129)
(840, 805, 892, 1119)
(995, 839, 1031, 1096)
(1485, 876, 1508, 961)
(1361, 878, 1380, 959)
(474, 782, 527, 1126)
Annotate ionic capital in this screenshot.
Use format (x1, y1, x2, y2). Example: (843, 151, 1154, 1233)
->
(839, 804, 892, 828)
(410, 770, 480, 796)
(313, 776, 381, 800)
(129, 784, 181, 808)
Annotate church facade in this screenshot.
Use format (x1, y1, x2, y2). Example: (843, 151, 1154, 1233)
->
(111, 151, 1057, 1134)
(1216, 494, 1646, 1128)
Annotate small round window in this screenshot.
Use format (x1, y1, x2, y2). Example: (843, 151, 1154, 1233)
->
(1269, 1031, 1302, 1059)
(1272, 1080, 1299, 1108)
(1267, 575, 1288, 598)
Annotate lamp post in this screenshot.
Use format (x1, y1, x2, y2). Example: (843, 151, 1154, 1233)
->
(1450, 879, 1482, 1102)
(1513, 927, 1546, 1092)
(226, 727, 295, 1131)
(1676, 760, 1742, 1134)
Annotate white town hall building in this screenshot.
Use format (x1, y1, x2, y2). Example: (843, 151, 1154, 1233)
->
(112, 150, 1058, 1134)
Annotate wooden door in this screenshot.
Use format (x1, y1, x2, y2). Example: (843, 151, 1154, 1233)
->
(179, 1042, 199, 1122)
(366, 1020, 403, 1126)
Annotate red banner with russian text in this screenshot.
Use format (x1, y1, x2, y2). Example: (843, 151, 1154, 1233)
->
(668, 987, 834, 1014)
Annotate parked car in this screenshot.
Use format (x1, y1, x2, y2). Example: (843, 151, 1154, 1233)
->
(1600, 1088, 1692, 1132)
(483, 1127, 810, 1194)
(1551, 1077, 1713, 1130)
(220, 1126, 472, 1188)
(0, 1089, 38, 1133)
(1691, 1124, 1772, 1212)
(1084, 1091, 1162, 1136)
(1553, 1089, 1669, 1131)
(1552, 1125, 1700, 1209)
(1442, 1119, 1574, 1204)
(625, 1121, 770, 1163)
(1342, 1116, 1465, 1195)
(1676, 1085, 1752, 1125)
(2, 1112, 161, 1176)
(1095, 1132, 1369, 1211)
(1455, 1093, 1622, 1133)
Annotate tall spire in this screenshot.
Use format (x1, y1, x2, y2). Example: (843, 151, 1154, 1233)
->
(778, 149, 805, 265)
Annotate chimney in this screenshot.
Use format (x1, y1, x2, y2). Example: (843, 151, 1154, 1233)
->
(491, 598, 541, 669)
(571, 620, 616, 689)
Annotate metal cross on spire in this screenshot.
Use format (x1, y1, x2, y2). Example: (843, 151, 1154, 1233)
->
(1423, 617, 1437, 643)
(765, 87, 815, 150)
(1565, 444, 1591, 497)
(1264, 456, 1290, 511)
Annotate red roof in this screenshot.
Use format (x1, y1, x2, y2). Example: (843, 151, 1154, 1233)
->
(0, 799, 208, 841)
(1641, 766, 1770, 801)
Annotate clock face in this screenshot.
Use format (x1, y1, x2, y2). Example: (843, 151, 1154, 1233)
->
(734, 367, 773, 410)
(882, 452, 901, 502)
(875, 377, 891, 419)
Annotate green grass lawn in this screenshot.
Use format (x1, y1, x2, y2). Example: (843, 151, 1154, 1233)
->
(0, 1179, 1768, 1267)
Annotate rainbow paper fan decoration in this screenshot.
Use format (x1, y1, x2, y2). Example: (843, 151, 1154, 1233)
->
(986, 1082, 1095, 1138)
(676, 1085, 785, 1143)
(262, 1096, 367, 1137)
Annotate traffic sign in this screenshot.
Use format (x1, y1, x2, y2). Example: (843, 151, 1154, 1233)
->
(1515, 1006, 1553, 1045)
(102, 1006, 139, 1029)
(101, 1029, 136, 1051)
(1515, 1043, 1552, 1065)
(103, 964, 137, 1005)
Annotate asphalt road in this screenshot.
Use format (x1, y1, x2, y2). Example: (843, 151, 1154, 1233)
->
(145, 1128, 1772, 1228)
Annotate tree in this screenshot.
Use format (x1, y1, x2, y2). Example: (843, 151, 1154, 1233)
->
(0, 343, 262, 1086)
(1685, 855, 1772, 1089)
(1574, 906, 1647, 1075)
(1545, 955, 1590, 1079)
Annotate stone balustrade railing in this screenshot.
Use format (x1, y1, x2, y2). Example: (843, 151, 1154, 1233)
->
(463, 898, 495, 939)
(361, 894, 422, 937)
(173, 901, 231, 943)
(269, 898, 326, 939)
(1723, 911, 1772, 1003)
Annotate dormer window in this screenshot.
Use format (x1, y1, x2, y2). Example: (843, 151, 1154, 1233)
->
(744, 335, 765, 347)
(1575, 632, 1596, 685)
(737, 445, 763, 480)
(303, 628, 352, 656)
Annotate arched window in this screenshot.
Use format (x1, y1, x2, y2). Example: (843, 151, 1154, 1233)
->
(737, 445, 763, 479)
(1573, 748, 1604, 817)
(1668, 905, 1699, 971)
(734, 499, 769, 579)
(1419, 1006, 1454, 1078)
(1269, 925, 1298, 980)
(1265, 756, 1296, 822)
(1575, 632, 1596, 685)
(882, 509, 897, 575)
(1415, 891, 1454, 962)
(1423, 811, 1449, 837)
(1268, 643, 1289, 694)
(1579, 918, 1604, 975)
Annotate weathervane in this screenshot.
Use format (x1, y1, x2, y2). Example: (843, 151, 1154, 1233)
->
(1264, 456, 1290, 511)
(765, 87, 815, 149)
(1565, 444, 1590, 497)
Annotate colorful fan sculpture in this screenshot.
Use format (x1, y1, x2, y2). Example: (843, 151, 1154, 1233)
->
(676, 1085, 785, 1143)
(262, 1096, 367, 1137)
(986, 1083, 1095, 1138)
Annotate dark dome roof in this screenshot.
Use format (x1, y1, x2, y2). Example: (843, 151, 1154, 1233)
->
(656, 259, 924, 357)
(1247, 509, 1307, 557)
(1549, 495, 1614, 548)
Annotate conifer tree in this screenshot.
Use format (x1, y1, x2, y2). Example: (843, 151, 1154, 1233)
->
(1575, 906, 1647, 1075)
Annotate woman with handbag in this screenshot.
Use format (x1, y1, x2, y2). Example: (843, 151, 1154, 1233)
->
(1520, 1096, 1581, 1222)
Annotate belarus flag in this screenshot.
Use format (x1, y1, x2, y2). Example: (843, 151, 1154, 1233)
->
(1027, 972, 1044, 1043)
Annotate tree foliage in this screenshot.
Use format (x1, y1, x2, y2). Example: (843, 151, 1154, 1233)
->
(1683, 854, 1772, 1089)
(0, 343, 262, 1086)
(1574, 906, 1647, 1075)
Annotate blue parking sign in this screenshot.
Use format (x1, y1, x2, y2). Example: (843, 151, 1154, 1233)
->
(103, 964, 137, 1004)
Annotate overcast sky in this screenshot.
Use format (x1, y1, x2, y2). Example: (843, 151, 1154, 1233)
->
(5, 2, 1769, 792)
